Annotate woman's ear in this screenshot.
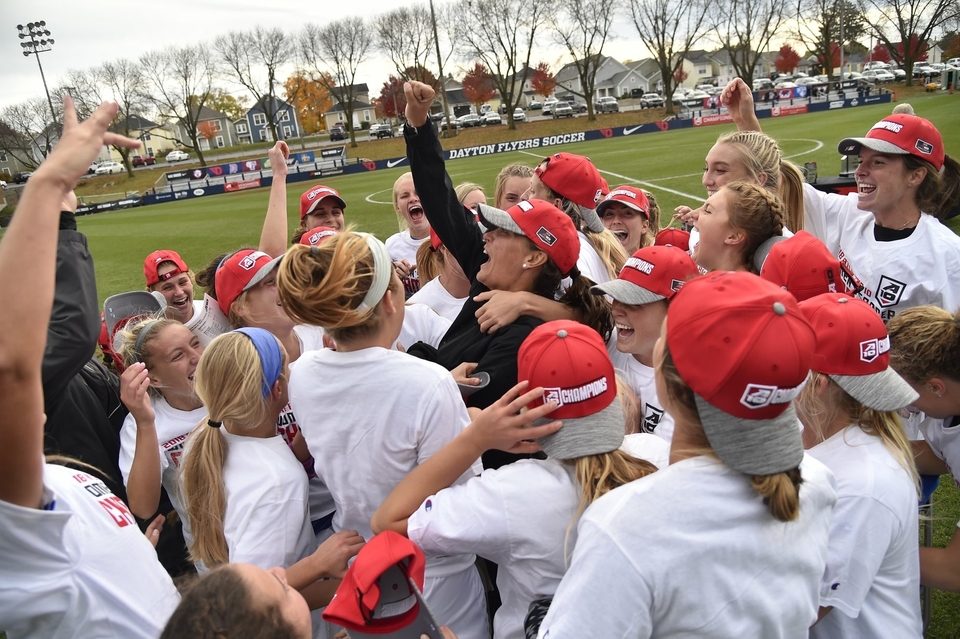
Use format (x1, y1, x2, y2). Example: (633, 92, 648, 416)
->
(756, 171, 769, 188)
(906, 165, 928, 188)
(814, 373, 830, 396)
(524, 249, 549, 270)
(724, 229, 745, 247)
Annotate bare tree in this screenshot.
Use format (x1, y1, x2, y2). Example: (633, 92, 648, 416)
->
(430, 0, 459, 137)
(551, 0, 621, 121)
(214, 28, 293, 142)
(795, 0, 865, 81)
(712, 0, 789, 87)
(0, 98, 59, 170)
(140, 44, 217, 166)
(375, 5, 435, 81)
(300, 19, 374, 148)
(457, 0, 548, 129)
(858, 0, 956, 85)
(628, 0, 710, 115)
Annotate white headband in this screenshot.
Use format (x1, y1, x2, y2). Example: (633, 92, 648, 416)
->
(358, 233, 393, 311)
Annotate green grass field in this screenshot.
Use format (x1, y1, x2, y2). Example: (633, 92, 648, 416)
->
(5, 91, 960, 637)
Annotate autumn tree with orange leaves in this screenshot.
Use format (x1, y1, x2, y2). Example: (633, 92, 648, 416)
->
(462, 63, 496, 113)
(284, 70, 334, 134)
(530, 62, 557, 99)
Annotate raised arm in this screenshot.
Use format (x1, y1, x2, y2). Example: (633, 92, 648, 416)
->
(371, 381, 560, 535)
(258, 141, 290, 258)
(0, 97, 139, 509)
(403, 81, 485, 279)
(720, 78, 762, 132)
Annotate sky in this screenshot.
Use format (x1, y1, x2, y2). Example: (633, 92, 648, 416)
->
(0, 0, 654, 114)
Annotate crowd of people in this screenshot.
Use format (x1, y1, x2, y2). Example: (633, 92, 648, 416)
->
(1, 76, 959, 639)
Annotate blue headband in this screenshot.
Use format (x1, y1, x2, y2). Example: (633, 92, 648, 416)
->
(233, 327, 283, 398)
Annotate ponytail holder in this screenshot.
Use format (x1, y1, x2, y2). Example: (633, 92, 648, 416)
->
(567, 265, 581, 279)
(233, 327, 284, 399)
(357, 234, 393, 311)
(208, 419, 223, 428)
(310, 245, 319, 257)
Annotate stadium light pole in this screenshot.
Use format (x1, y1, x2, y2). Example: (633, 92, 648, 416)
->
(17, 21, 58, 130)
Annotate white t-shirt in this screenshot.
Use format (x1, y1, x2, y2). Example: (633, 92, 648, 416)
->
(183, 295, 231, 346)
(216, 430, 317, 570)
(620, 432, 671, 469)
(576, 231, 613, 285)
(537, 454, 837, 638)
(803, 185, 960, 321)
(408, 277, 469, 322)
(399, 303, 451, 350)
(609, 346, 675, 443)
(290, 346, 485, 638)
(119, 397, 206, 527)
(808, 426, 921, 638)
(919, 415, 960, 488)
(386, 230, 428, 294)
(0, 464, 180, 638)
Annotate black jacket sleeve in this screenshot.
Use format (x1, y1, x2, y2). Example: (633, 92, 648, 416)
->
(43, 213, 100, 408)
(405, 122, 486, 279)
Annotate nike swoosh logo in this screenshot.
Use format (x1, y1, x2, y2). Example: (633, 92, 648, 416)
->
(387, 158, 407, 168)
(623, 125, 643, 136)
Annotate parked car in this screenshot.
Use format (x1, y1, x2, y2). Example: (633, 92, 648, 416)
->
(512, 108, 526, 122)
(528, 100, 543, 110)
(565, 99, 588, 113)
(95, 161, 124, 175)
(640, 93, 664, 108)
(891, 68, 907, 81)
(329, 125, 347, 141)
(752, 78, 775, 91)
(481, 112, 502, 125)
(862, 69, 895, 83)
(458, 113, 481, 128)
(165, 150, 189, 163)
(132, 155, 156, 167)
(542, 97, 559, 115)
(594, 96, 620, 113)
(552, 102, 574, 118)
(370, 123, 395, 139)
(480, 104, 493, 114)
(795, 76, 819, 86)
(439, 116, 461, 131)
(13, 171, 32, 184)
(682, 90, 711, 107)
(87, 162, 100, 175)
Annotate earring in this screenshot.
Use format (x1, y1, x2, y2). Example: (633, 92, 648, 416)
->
(521, 263, 528, 269)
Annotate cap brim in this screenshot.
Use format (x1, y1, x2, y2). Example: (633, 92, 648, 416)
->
(333, 578, 442, 639)
(695, 395, 804, 476)
(578, 205, 606, 233)
(591, 280, 665, 305)
(104, 291, 166, 337)
(754, 235, 789, 274)
(830, 369, 919, 412)
(597, 200, 648, 219)
(837, 137, 910, 157)
(535, 397, 625, 461)
(476, 203, 523, 236)
(244, 256, 283, 292)
(303, 194, 347, 218)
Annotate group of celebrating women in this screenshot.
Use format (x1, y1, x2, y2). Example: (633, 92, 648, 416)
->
(2, 77, 959, 639)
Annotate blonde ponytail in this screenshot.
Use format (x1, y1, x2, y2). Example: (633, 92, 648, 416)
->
(750, 468, 803, 522)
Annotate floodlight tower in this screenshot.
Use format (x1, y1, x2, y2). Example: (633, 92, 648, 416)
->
(17, 21, 58, 129)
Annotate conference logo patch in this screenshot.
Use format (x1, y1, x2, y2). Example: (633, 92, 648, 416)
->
(876, 275, 906, 308)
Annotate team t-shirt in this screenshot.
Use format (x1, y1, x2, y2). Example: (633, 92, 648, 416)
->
(0, 463, 180, 638)
(608, 347, 675, 442)
(803, 185, 960, 321)
(918, 415, 960, 487)
(386, 230, 428, 295)
(808, 426, 921, 638)
(537, 454, 837, 638)
(118, 397, 206, 531)
(408, 277, 469, 322)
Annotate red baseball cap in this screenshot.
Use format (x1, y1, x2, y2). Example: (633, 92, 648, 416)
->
(322, 531, 439, 638)
(667, 272, 814, 475)
(798, 294, 918, 411)
(476, 200, 580, 276)
(428, 227, 442, 251)
(518, 320, 624, 459)
(758, 231, 844, 302)
(838, 113, 944, 171)
(299, 226, 340, 247)
(592, 246, 699, 305)
(300, 185, 347, 219)
(144, 250, 189, 286)
(654, 228, 691, 252)
(596, 185, 650, 220)
(214, 249, 282, 316)
(535, 153, 605, 232)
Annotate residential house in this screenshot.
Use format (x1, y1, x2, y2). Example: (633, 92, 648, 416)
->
(675, 50, 719, 88)
(323, 84, 376, 131)
(554, 55, 654, 101)
(175, 105, 238, 152)
(243, 96, 301, 143)
(625, 59, 664, 95)
(500, 65, 537, 107)
(0, 148, 31, 178)
(107, 115, 177, 162)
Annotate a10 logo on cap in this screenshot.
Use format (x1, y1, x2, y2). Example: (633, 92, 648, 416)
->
(859, 336, 890, 363)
